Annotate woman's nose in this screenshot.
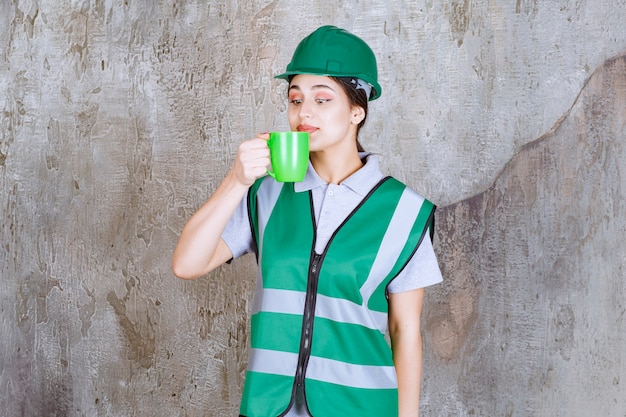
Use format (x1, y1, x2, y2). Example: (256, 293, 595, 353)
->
(298, 99, 313, 119)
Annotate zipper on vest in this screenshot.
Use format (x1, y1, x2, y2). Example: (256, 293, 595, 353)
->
(294, 252, 323, 388)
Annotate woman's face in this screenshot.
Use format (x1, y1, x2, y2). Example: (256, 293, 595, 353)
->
(287, 74, 363, 154)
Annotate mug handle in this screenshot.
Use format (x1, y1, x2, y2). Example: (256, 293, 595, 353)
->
(266, 136, 275, 178)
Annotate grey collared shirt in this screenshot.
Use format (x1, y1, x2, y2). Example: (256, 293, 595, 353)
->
(222, 153, 442, 293)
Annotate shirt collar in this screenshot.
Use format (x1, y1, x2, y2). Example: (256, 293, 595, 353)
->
(294, 153, 383, 196)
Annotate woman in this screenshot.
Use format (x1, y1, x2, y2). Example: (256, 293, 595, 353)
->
(172, 25, 442, 417)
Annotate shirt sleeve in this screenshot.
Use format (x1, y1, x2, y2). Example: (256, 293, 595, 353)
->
(387, 230, 443, 293)
(221, 192, 255, 260)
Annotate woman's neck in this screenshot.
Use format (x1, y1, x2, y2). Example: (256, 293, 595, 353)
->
(310, 148, 363, 185)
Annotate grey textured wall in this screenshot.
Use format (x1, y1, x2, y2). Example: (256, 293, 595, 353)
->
(0, 1, 624, 416)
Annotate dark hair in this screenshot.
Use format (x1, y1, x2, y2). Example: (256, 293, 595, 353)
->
(334, 77, 369, 152)
(287, 76, 370, 152)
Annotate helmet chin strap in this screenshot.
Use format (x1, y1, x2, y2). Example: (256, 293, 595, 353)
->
(350, 78, 373, 100)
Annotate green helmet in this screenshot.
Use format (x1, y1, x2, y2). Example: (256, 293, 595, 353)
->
(275, 25, 382, 101)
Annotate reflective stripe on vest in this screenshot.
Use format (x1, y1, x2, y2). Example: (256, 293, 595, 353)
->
(240, 176, 435, 417)
(247, 348, 397, 389)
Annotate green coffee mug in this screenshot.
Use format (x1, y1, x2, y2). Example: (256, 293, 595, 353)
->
(267, 131, 309, 182)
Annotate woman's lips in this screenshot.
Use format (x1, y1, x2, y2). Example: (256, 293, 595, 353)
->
(297, 124, 317, 133)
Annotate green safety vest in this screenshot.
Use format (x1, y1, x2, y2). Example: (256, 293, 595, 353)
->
(239, 176, 435, 417)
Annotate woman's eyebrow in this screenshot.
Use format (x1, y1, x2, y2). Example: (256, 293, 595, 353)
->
(288, 84, 336, 93)
(312, 84, 336, 92)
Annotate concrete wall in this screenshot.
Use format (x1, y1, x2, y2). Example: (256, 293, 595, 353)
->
(0, 1, 624, 416)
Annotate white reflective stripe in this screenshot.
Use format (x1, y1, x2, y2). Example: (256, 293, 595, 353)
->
(252, 178, 284, 314)
(252, 288, 306, 315)
(247, 349, 397, 390)
(247, 348, 298, 377)
(315, 294, 388, 332)
(251, 268, 265, 314)
(307, 355, 397, 389)
(252, 289, 387, 332)
(256, 178, 284, 260)
(360, 188, 424, 305)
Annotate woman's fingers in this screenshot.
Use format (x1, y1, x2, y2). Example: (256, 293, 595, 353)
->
(232, 134, 271, 185)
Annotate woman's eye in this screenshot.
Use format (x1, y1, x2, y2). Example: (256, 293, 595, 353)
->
(288, 96, 332, 105)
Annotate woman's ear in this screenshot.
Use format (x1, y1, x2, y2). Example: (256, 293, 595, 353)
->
(351, 106, 365, 125)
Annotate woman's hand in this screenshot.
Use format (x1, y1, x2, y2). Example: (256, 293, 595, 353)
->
(230, 133, 271, 186)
